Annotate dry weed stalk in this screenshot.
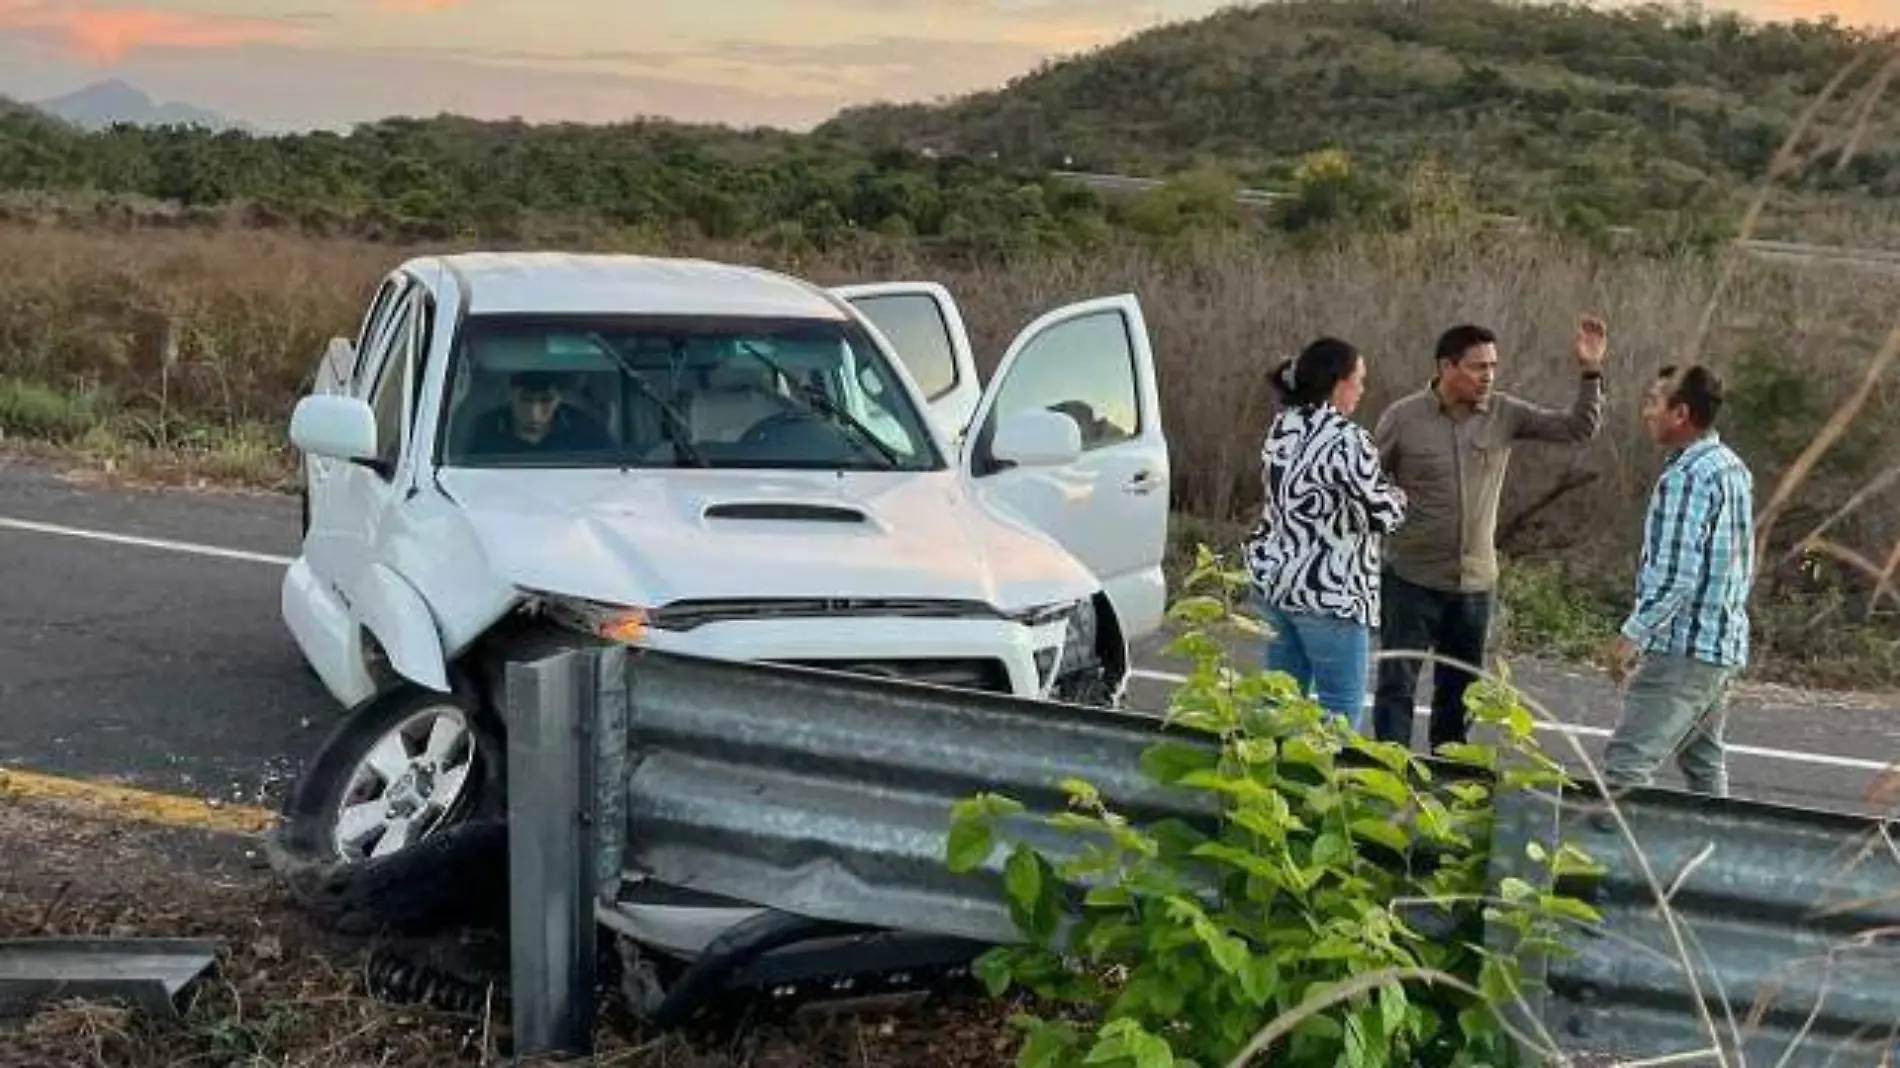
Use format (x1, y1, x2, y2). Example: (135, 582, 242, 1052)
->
(1684, 41, 1884, 363)
(1756, 326, 1900, 565)
(1363, 646, 1739, 1068)
(1221, 965, 1559, 1068)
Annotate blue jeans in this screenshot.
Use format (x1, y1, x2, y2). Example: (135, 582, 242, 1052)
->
(1255, 599, 1370, 733)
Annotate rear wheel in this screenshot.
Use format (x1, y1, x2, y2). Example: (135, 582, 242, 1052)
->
(264, 679, 509, 936)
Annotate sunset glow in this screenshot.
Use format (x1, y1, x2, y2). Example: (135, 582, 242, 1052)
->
(0, 0, 1889, 131)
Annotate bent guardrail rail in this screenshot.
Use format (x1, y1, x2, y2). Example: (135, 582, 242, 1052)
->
(494, 636, 1900, 1065)
(1494, 784, 1900, 1067)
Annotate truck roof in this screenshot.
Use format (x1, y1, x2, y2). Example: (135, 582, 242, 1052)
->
(417, 252, 852, 320)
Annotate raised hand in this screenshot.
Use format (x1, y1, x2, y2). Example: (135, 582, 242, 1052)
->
(1575, 314, 1608, 372)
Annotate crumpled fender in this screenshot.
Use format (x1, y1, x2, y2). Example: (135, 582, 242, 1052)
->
(356, 563, 449, 693)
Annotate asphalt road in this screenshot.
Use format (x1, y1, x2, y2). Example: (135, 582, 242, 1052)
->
(1, 454, 1895, 818)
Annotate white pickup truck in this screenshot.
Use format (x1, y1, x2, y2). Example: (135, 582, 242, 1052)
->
(265, 251, 1171, 933)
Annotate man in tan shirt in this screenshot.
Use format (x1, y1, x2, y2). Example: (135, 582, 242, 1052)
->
(1369, 318, 1609, 751)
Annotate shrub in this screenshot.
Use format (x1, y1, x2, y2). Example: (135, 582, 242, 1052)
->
(947, 547, 1607, 1068)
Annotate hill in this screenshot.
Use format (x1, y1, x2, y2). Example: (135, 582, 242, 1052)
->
(33, 79, 242, 132)
(1, 0, 1897, 249)
(819, 0, 1900, 236)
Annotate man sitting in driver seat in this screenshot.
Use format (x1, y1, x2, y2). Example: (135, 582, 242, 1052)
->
(464, 370, 614, 455)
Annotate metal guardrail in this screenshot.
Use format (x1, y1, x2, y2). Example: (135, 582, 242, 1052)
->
(1495, 785, 1900, 1068)
(496, 637, 1900, 1064)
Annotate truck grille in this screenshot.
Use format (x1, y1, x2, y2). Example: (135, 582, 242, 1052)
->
(777, 658, 1013, 695)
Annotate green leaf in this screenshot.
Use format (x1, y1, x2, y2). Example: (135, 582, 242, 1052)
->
(1539, 893, 1603, 926)
(1499, 877, 1537, 903)
(1017, 1019, 1082, 1068)
(1166, 896, 1250, 976)
(973, 947, 1015, 997)
(1048, 811, 1106, 835)
(1479, 956, 1519, 1004)
(1140, 741, 1220, 785)
(1447, 782, 1491, 806)
(947, 793, 1022, 872)
(1004, 844, 1062, 942)
(1413, 795, 1462, 844)
(1239, 956, 1279, 1005)
(1345, 1009, 1371, 1068)
(1436, 742, 1497, 771)
(1130, 1030, 1176, 1068)
(1291, 1013, 1344, 1041)
(1349, 737, 1415, 775)
(1147, 817, 1211, 859)
(1234, 737, 1278, 765)
(1343, 767, 1412, 808)
(1235, 787, 1299, 832)
(1083, 917, 1142, 959)
(1379, 981, 1408, 1038)
(947, 815, 995, 873)
(1190, 841, 1285, 885)
(1281, 735, 1333, 770)
(1312, 831, 1353, 869)
(1060, 777, 1103, 809)
(1553, 842, 1609, 877)
(1082, 1033, 1128, 1066)
(1349, 817, 1410, 853)
(1004, 844, 1042, 912)
(1178, 768, 1277, 804)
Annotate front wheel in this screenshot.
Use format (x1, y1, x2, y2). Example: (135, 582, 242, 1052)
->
(264, 680, 509, 936)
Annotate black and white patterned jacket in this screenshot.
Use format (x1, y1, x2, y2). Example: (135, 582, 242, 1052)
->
(1243, 402, 1409, 627)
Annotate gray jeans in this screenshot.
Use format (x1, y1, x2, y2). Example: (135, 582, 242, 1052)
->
(1602, 652, 1738, 797)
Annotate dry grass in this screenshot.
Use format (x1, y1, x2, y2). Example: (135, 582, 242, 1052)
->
(0, 795, 1021, 1068)
(1, 215, 1895, 685)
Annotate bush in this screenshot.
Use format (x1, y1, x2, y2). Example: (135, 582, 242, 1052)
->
(946, 547, 1607, 1068)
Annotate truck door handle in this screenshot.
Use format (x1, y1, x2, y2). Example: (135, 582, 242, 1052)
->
(1125, 470, 1163, 495)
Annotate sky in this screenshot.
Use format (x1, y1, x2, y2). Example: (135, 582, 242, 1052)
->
(0, 0, 1893, 132)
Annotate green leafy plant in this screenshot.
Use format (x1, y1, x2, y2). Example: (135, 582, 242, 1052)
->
(946, 545, 1609, 1068)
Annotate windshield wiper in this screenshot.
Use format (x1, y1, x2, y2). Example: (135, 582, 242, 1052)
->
(585, 333, 709, 468)
(734, 342, 901, 469)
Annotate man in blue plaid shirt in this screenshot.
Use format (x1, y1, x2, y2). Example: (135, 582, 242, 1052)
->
(1602, 364, 1755, 797)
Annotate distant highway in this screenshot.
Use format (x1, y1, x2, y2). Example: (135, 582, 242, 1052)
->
(1052, 170, 1900, 273)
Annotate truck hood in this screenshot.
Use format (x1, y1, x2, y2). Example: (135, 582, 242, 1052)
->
(433, 467, 1098, 613)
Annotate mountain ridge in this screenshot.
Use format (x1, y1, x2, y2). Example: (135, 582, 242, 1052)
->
(814, 0, 1900, 224)
(31, 79, 242, 132)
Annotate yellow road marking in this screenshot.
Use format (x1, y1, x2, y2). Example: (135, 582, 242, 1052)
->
(0, 767, 278, 834)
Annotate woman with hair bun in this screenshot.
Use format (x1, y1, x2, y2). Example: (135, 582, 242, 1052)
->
(1241, 336, 1408, 732)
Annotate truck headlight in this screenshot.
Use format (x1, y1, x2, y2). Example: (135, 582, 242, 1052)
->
(527, 591, 653, 643)
(1008, 600, 1083, 628)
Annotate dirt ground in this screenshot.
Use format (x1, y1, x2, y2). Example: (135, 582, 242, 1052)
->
(0, 797, 1021, 1068)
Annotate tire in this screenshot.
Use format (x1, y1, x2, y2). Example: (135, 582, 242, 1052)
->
(263, 679, 509, 937)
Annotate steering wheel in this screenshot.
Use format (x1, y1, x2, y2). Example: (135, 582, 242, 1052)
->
(738, 409, 821, 448)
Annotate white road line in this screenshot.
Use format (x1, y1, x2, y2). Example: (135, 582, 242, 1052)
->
(0, 516, 294, 567)
(4, 517, 1891, 776)
(1127, 669, 1894, 773)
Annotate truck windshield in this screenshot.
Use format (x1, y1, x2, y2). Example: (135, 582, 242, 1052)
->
(437, 314, 945, 472)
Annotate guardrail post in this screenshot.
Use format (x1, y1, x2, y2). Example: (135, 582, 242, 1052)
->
(504, 644, 602, 1060)
(1483, 757, 1562, 1060)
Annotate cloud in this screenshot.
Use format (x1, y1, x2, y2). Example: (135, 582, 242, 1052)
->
(1748, 0, 1896, 25)
(0, 2, 315, 63)
(386, 32, 1076, 103)
(29, 38, 849, 130)
(369, 0, 466, 12)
